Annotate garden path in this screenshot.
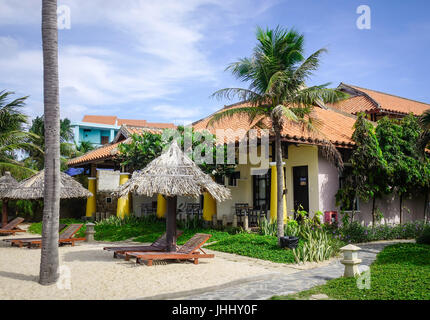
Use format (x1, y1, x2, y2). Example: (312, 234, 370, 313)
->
(143, 240, 413, 300)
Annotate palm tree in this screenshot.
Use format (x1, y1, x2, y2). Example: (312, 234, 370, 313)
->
(39, 0, 61, 286)
(209, 26, 344, 243)
(0, 91, 40, 179)
(27, 115, 76, 170)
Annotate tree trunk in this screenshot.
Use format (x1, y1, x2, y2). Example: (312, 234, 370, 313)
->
(371, 196, 376, 226)
(423, 190, 428, 223)
(2, 199, 8, 227)
(399, 194, 403, 225)
(39, 0, 60, 286)
(275, 129, 284, 243)
(165, 196, 177, 252)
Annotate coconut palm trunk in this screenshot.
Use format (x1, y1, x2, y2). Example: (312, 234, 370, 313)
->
(39, 0, 61, 285)
(274, 126, 284, 241)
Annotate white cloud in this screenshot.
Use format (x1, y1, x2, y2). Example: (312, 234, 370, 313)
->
(0, 0, 276, 122)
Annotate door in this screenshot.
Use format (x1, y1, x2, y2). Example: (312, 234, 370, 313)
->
(293, 166, 309, 216)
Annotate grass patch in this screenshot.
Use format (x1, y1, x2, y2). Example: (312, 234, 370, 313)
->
(272, 243, 430, 300)
(206, 233, 299, 263)
(28, 218, 87, 238)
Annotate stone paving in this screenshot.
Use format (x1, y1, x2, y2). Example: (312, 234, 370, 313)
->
(144, 240, 412, 300)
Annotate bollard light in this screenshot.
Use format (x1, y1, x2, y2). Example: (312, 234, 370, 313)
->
(85, 223, 96, 243)
(340, 244, 362, 277)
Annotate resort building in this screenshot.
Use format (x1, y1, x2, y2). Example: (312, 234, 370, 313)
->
(66, 84, 430, 226)
(71, 115, 175, 148)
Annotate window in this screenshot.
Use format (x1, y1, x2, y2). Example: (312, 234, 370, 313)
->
(106, 197, 112, 204)
(101, 136, 109, 145)
(253, 172, 270, 210)
(228, 171, 240, 187)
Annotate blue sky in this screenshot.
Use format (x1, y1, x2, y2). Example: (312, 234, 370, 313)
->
(0, 0, 429, 125)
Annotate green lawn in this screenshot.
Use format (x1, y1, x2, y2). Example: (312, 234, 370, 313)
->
(28, 218, 297, 263)
(272, 243, 430, 300)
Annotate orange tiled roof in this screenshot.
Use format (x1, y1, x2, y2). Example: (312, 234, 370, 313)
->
(117, 119, 147, 126)
(331, 84, 430, 116)
(326, 95, 376, 115)
(82, 115, 118, 125)
(81, 115, 175, 128)
(67, 142, 122, 166)
(192, 102, 356, 147)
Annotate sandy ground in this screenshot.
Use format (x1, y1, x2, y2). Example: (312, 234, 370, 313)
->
(0, 224, 336, 300)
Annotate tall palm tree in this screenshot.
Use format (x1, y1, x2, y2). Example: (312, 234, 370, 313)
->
(0, 91, 40, 179)
(40, 0, 61, 286)
(209, 26, 344, 243)
(27, 115, 76, 170)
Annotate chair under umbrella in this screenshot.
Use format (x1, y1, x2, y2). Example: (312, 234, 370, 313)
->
(118, 140, 231, 251)
(3, 170, 93, 200)
(0, 172, 18, 227)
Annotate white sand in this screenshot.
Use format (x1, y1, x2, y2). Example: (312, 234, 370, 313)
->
(0, 225, 335, 300)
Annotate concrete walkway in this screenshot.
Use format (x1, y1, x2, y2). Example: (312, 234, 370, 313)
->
(143, 240, 413, 300)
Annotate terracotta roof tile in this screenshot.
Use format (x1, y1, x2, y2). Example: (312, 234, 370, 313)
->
(67, 142, 121, 166)
(82, 115, 117, 125)
(117, 119, 147, 126)
(342, 84, 430, 116)
(192, 102, 356, 147)
(327, 95, 376, 115)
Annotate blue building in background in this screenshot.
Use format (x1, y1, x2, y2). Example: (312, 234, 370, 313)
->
(71, 115, 176, 148)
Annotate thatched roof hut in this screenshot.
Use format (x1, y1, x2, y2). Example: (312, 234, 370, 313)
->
(3, 170, 92, 200)
(0, 172, 18, 226)
(119, 141, 230, 252)
(0, 172, 18, 198)
(118, 140, 231, 202)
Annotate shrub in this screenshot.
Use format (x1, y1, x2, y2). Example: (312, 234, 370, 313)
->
(416, 226, 430, 244)
(333, 220, 429, 243)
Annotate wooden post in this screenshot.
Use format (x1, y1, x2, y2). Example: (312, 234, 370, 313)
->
(166, 196, 177, 252)
(2, 199, 8, 227)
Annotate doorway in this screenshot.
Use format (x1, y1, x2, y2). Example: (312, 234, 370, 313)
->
(293, 166, 309, 217)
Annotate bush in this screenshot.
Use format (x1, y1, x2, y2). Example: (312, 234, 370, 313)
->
(416, 226, 430, 244)
(332, 220, 429, 243)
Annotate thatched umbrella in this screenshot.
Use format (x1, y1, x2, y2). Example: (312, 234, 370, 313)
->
(3, 170, 93, 200)
(118, 140, 230, 251)
(0, 172, 18, 227)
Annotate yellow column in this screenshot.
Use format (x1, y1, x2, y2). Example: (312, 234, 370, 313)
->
(203, 192, 216, 221)
(269, 162, 287, 223)
(156, 194, 167, 218)
(86, 177, 97, 217)
(116, 173, 130, 219)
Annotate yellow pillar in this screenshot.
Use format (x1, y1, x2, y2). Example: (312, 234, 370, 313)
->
(203, 192, 216, 221)
(116, 173, 130, 219)
(86, 177, 97, 217)
(156, 194, 167, 218)
(269, 162, 287, 223)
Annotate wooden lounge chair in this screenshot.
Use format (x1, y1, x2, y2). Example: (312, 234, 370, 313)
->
(103, 230, 183, 258)
(125, 233, 214, 266)
(0, 217, 25, 236)
(4, 223, 68, 246)
(11, 224, 85, 248)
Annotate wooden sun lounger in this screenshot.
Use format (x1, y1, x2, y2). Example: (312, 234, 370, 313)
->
(4, 223, 68, 246)
(11, 224, 85, 248)
(0, 217, 25, 236)
(125, 233, 214, 266)
(103, 230, 183, 258)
